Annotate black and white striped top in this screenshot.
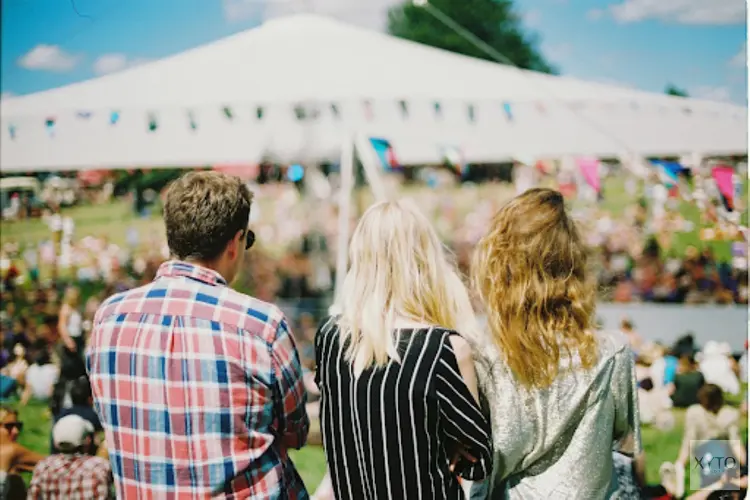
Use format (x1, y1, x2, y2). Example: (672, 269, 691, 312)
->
(314, 320, 493, 500)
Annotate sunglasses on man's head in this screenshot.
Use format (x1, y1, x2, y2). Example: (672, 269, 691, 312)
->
(2, 422, 23, 433)
(245, 229, 256, 250)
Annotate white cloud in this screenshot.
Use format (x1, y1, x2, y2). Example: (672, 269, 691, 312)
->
(524, 9, 542, 28)
(93, 54, 127, 75)
(587, 8, 605, 21)
(730, 42, 746, 68)
(609, 0, 744, 24)
(691, 85, 732, 102)
(222, 0, 398, 30)
(18, 44, 80, 72)
(92, 54, 152, 75)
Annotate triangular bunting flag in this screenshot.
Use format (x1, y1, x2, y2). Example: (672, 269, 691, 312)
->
(110, 111, 120, 125)
(503, 102, 513, 120)
(369, 137, 400, 171)
(45, 117, 56, 137)
(440, 145, 467, 176)
(148, 113, 158, 132)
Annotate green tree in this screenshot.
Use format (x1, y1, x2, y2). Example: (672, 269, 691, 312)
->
(387, 0, 556, 74)
(665, 84, 689, 97)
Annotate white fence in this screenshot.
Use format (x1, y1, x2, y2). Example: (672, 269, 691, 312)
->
(595, 304, 748, 352)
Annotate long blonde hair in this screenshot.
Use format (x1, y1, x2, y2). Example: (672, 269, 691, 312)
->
(336, 199, 479, 373)
(472, 188, 598, 389)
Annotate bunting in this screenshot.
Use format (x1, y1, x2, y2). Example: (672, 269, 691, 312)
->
(45, 117, 56, 138)
(577, 157, 601, 192)
(502, 102, 513, 121)
(711, 164, 735, 211)
(440, 145, 467, 176)
(369, 137, 399, 171)
(651, 160, 686, 189)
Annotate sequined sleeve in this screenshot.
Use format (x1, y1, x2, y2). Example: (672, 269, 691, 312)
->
(613, 346, 642, 454)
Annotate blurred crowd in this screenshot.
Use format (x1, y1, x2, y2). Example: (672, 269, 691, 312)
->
(0, 174, 747, 498)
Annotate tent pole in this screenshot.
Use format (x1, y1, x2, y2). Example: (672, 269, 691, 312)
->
(332, 134, 355, 312)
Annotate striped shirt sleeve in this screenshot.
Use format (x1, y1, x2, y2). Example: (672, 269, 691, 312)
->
(271, 317, 310, 450)
(434, 333, 493, 480)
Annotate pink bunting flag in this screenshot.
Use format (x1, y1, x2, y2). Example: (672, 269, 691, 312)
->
(577, 157, 601, 193)
(711, 165, 735, 210)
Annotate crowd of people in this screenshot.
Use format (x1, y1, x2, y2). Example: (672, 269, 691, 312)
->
(0, 171, 747, 500)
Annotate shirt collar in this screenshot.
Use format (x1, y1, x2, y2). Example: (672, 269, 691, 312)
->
(155, 260, 228, 287)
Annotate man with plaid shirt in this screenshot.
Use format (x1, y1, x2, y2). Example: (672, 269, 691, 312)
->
(87, 172, 309, 499)
(28, 415, 113, 499)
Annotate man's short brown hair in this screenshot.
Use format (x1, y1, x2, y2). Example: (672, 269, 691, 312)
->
(697, 383, 724, 413)
(164, 171, 253, 261)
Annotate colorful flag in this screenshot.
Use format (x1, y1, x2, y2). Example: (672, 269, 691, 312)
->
(440, 145, 466, 176)
(712, 165, 735, 211)
(110, 111, 120, 125)
(45, 117, 56, 137)
(577, 157, 601, 192)
(502, 102, 513, 121)
(369, 137, 399, 170)
(651, 160, 685, 188)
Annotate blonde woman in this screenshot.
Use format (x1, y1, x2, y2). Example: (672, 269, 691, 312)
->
(315, 199, 492, 500)
(58, 287, 86, 379)
(470, 188, 640, 500)
(58, 287, 83, 354)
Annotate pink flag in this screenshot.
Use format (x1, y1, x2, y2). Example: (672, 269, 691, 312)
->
(712, 165, 735, 210)
(577, 157, 601, 192)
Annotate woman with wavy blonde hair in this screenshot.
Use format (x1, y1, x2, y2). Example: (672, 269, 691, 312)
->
(469, 188, 640, 500)
(315, 198, 492, 500)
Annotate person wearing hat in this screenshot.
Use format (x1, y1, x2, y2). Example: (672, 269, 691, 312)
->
(27, 415, 112, 499)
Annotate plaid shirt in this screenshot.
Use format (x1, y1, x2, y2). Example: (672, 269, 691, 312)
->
(87, 261, 309, 499)
(27, 454, 113, 500)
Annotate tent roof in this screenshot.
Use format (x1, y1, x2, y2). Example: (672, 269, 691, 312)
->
(0, 14, 746, 170)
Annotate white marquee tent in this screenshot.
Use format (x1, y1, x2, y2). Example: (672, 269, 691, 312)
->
(1, 14, 747, 171)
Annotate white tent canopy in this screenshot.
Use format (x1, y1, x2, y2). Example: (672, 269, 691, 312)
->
(1, 14, 747, 171)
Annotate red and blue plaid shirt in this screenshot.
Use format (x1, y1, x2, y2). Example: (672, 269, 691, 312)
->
(87, 261, 309, 499)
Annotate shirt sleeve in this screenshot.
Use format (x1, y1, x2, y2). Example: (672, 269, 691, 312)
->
(27, 461, 45, 499)
(434, 332, 493, 480)
(613, 347, 642, 455)
(271, 317, 309, 450)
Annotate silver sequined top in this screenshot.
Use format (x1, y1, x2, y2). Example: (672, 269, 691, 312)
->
(472, 330, 641, 500)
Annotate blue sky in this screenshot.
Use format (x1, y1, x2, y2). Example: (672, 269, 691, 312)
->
(1, 0, 746, 103)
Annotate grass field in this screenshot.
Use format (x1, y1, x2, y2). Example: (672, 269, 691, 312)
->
(2, 176, 745, 259)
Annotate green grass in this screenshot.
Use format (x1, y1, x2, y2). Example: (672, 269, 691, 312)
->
(10, 395, 747, 492)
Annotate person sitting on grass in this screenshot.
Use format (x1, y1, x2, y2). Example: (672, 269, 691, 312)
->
(667, 354, 705, 408)
(20, 347, 59, 406)
(28, 414, 113, 500)
(0, 406, 44, 476)
(50, 376, 102, 455)
(675, 384, 746, 495)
